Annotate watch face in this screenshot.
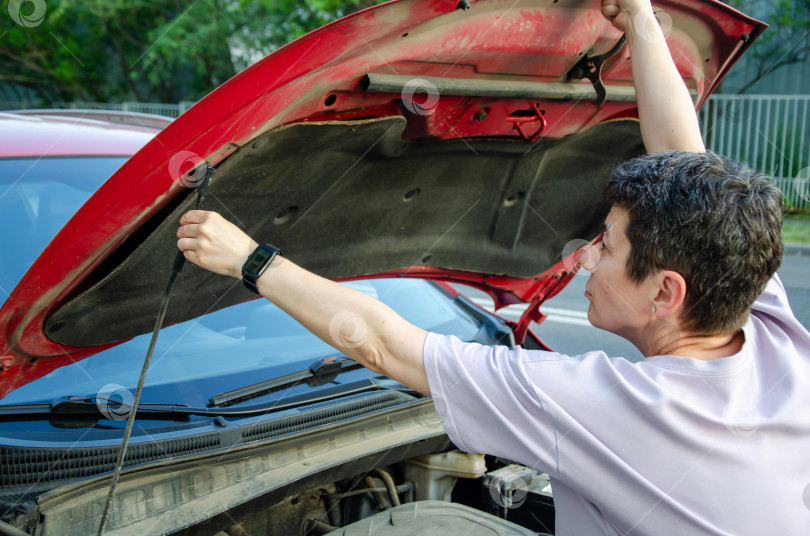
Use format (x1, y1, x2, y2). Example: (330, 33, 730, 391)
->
(246, 248, 274, 273)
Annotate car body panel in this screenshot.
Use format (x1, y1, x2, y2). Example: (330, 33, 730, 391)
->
(0, 0, 765, 397)
(0, 112, 168, 158)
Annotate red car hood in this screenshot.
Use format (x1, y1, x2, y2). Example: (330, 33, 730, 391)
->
(0, 0, 764, 397)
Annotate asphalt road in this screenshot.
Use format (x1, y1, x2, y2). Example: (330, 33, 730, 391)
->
(460, 253, 810, 363)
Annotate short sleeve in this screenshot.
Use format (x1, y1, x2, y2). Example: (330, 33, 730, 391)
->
(749, 274, 809, 339)
(422, 333, 694, 485)
(423, 332, 563, 477)
(751, 274, 791, 316)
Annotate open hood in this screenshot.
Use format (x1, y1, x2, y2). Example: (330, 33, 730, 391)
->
(0, 0, 765, 396)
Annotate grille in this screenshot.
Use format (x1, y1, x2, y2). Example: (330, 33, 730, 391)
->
(0, 390, 414, 494)
(1, 432, 221, 487)
(243, 390, 413, 441)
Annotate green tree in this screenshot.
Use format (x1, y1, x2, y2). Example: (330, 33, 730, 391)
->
(1, 0, 380, 104)
(724, 0, 810, 94)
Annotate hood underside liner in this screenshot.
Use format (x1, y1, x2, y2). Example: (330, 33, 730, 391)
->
(46, 116, 643, 346)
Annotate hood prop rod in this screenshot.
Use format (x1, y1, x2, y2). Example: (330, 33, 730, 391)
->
(96, 162, 212, 536)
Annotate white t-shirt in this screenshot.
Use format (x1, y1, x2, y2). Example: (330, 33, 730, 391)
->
(423, 275, 810, 535)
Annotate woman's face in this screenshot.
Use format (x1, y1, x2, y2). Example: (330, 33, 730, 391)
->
(580, 206, 657, 345)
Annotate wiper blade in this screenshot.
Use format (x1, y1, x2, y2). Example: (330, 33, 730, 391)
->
(0, 398, 193, 422)
(0, 378, 384, 422)
(208, 355, 364, 408)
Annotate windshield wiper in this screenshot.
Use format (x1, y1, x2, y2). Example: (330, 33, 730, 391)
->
(0, 398, 194, 422)
(0, 356, 370, 423)
(208, 355, 365, 407)
(0, 377, 384, 423)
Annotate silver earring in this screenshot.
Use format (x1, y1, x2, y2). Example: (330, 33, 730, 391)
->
(652, 306, 657, 313)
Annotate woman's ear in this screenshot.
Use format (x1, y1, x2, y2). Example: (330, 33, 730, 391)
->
(651, 269, 687, 317)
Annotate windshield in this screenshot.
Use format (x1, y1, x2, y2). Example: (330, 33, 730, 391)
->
(2, 278, 482, 407)
(0, 156, 129, 297)
(0, 157, 487, 407)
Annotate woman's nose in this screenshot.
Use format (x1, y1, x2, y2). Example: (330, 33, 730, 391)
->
(577, 243, 601, 272)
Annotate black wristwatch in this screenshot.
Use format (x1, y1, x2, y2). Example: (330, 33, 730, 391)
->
(241, 244, 283, 294)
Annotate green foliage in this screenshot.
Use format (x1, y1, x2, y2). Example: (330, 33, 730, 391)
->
(1, 0, 381, 103)
(3, 1, 808, 103)
(724, 0, 810, 94)
(782, 216, 810, 243)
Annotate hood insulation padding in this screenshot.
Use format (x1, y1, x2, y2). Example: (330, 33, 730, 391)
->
(46, 116, 643, 346)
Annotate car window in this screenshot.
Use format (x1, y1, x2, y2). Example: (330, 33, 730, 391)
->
(1, 278, 481, 407)
(0, 156, 129, 298)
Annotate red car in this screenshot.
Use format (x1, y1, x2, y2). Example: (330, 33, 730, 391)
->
(0, 1, 764, 535)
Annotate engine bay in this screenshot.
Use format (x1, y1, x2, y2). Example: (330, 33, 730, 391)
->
(3, 400, 555, 535)
(180, 451, 555, 536)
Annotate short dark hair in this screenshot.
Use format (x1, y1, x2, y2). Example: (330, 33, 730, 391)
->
(604, 151, 783, 335)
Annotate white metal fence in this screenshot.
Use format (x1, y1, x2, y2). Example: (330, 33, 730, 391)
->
(698, 95, 810, 211)
(0, 100, 195, 118)
(3, 95, 809, 210)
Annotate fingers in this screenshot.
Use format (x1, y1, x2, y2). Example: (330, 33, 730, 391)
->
(601, 0, 620, 19)
(600, 0, 625, 32)
(175, 210, 253, 278)
(601, 0, 654, 33)
(176, 223, 195, 238)
(179, 209, 212, 225)
(176, 236, 197, 252)
(176, 212, 206, 262)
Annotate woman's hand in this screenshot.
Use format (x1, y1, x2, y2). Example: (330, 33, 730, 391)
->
(601, 0, 654, 34)
(176, 210, 258, 279)
(177, 212, 430, 395)
(601, 0, 706, 153)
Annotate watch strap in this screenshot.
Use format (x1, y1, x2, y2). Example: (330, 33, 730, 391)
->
(242, 244, 283, 294)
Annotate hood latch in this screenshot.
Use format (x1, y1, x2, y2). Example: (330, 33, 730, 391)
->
(565, 34, 627, 105)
